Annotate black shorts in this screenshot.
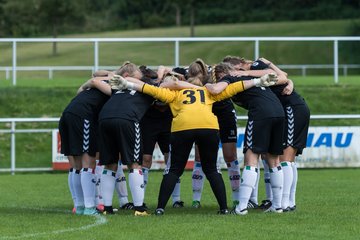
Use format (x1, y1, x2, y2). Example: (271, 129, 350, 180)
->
(167, 129, 220, 176)
(213, 101, 237, 143)
(98, 118, 142, 166)
(58, 112, 98, 157)
(243, 117, 285, 155)
(284, 104, 310, 155)
(141, 116, 171, 155)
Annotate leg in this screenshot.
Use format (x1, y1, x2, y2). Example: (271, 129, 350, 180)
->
(81, 153, 97, 214)
(101, 163, 118, 214)
(222, 142, 241, 207)
(156, 131, 193, 212)
(197, 130, 228, 212)
(280, 146, 297, 210)
(236, 149, 259, 214)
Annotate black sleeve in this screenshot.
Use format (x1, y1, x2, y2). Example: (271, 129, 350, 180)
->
(172, 67, 187, 76)
(218, 75, 237, 84)
(250, 60, 269, 70)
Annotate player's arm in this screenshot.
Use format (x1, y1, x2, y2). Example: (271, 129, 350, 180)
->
(157, 65, 173, 80)
(231, 69, 275, 78)
(282, 79, 294, 95)
(92, 70, 115, 78)
(160, 77, 201, 90)
(258, 57, 288, 84)
(207, 74, 278, 99)
(110, 75, 176, 103)
(77, 77, 111, 95)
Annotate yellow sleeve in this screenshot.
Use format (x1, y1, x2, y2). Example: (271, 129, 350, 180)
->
(142, 84, 176, 103)
(211, 81, 245, 101)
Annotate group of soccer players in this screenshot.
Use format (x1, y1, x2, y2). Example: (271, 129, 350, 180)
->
(59, 55, 310, 216)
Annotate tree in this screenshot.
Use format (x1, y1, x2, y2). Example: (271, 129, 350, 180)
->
(37, 0, 85, 55)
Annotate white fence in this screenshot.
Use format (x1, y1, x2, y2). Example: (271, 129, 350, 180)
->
(1, 115, 360, 174)
(1, 36, 360, 85)
(1, 64, 360, 80)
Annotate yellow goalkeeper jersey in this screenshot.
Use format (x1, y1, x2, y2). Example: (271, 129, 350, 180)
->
(142, 81, 245, 132)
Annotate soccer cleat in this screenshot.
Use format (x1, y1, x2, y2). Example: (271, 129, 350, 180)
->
(142, 203, 149, 211)
(217, 209, 229, 215)
(259, 200, 272, 210)
(247, 200, 259, 209)
(155, 208, 165, 216)
(192, 200, 201, 209)
(134, 210, 151, 216)
(288, 205, 296, 211)
(283, 207, 292, 212)
(232, 200, 239, 208)
(102, 206, 115, 215)
(264, 207, 283, 213)
(230, 208, 248, 215)
(75, 206, 85, 215)
(83, 207, 100, 215)
(120, 202, 134, 210)
(172, 201, 184, 208)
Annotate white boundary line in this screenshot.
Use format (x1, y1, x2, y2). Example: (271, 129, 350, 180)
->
(0, 207, 107, 240)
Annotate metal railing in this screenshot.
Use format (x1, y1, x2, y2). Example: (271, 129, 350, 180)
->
(1, 115, 360, 174)
(1, 36, 360, 85)
(1, 64, 360, 80)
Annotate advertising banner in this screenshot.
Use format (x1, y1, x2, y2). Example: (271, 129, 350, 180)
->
(52, 127, 360, 170)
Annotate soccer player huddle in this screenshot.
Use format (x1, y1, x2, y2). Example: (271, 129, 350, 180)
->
(59, 56, 310, 216)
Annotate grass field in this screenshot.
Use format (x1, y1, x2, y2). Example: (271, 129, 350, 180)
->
(0, 19, 359, 70)
(0, 169, 359, 240)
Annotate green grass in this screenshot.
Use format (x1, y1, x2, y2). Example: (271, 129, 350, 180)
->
(0, 18, 359, 69)
(0, 169, 359, 239)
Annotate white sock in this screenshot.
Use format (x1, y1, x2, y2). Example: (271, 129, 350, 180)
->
(227, 160, 241, 203)
(115, 164, 129, 207)
(73, 169, 84, 208)
(128, 169, 144, 207)
(101, 169, 116, 207)
(68, 168, 76, 207)
(250, 162, 260, 204)
(95, 164, 104, 206)
(172, 178, 181, 203)
(281, 161, 293, 209)
(142, 167, 150, 194)
(81, 168, 96, 208)
(237, 166, 258, 211)
(192, 162, 205, 202)
(270, 166, 284, 209)
(262, 159, 273, 201)
(290, 162, 298, 207)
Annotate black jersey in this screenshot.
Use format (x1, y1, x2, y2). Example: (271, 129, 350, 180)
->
(142, 101, 173, 120)
(99, 89, 154, 122)
(63, 88, 109, 120)
(220, 75, 284, 120)
(250, 59, 306, 106)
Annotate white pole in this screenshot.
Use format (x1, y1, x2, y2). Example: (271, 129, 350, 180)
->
(94, 41, 99, 72)
(175, 40, 179, 67)
(12, 41, 17, 86)
(11, 121, 16, 175)
(334, 40, 339, 84)
(255, 40, 259, 60)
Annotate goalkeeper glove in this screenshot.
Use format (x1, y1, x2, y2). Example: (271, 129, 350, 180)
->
(253, 73, 278, 87)
(110, 75, 135, 90)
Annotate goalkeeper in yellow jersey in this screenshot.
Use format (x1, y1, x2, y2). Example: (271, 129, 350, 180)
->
(110, 72, 277, 215)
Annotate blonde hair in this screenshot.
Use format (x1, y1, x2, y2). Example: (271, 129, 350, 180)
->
(115, 61, 142, 78)
(213, 62, 235, 82)
(223, 55, 253, 66)
(188, 58, 210, 85)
